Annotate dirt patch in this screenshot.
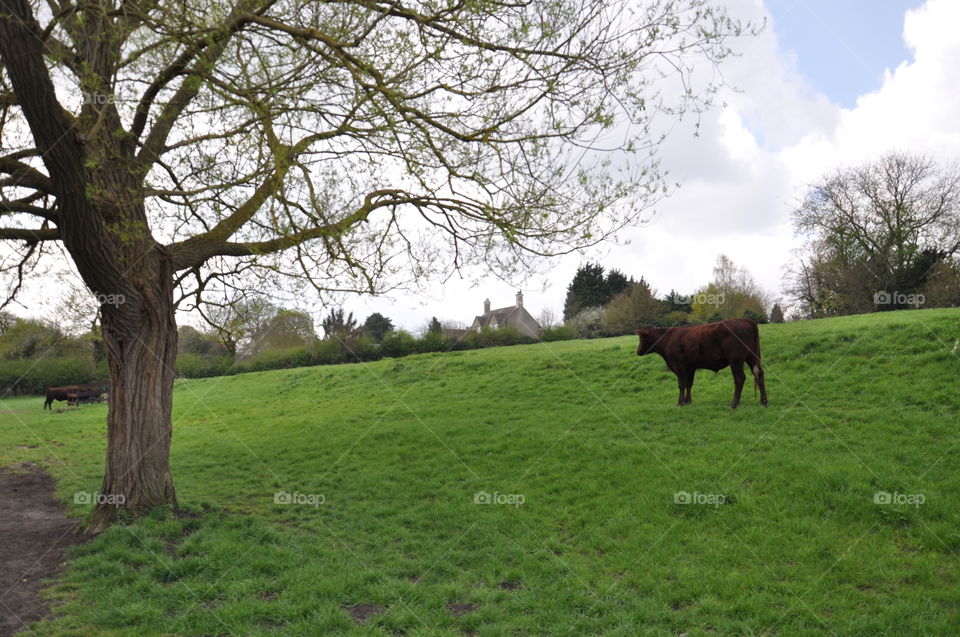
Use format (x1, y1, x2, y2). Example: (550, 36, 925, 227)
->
(0, 466, 93, 637)
(342, 603, 384, 624)
(446, 602, 477, 616)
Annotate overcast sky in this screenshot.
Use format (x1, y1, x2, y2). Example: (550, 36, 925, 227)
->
(10, 0, 959, 334)
(346, 0, 955, 332)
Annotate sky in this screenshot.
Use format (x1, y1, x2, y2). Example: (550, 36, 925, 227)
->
(342, 0, 948, 332)
(8, 0, 959, 334)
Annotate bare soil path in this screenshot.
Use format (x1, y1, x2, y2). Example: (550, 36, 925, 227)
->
(0, 465, 92, 637)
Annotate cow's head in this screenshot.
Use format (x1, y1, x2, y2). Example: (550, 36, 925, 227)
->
(635, 328, 659, 356)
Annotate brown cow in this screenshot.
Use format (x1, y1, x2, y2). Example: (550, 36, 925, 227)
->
(635, 318, 767, 409)
(43, 383, 109, 410)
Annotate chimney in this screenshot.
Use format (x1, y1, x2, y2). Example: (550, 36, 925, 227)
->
(516, 291, 523, 308)
(483, 298, 491, 313)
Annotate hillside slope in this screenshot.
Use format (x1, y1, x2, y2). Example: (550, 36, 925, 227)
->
(2, 308, 959, 635)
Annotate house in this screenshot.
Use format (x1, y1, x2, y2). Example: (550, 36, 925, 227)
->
(470, 292, 541, 339)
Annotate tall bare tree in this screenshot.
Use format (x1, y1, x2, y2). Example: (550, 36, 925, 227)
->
(788, 152, 960, 316)
(0, 0, 752, 529)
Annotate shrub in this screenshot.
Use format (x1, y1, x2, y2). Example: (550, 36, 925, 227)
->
(742, 309, 769, 324)
(465, 326, 535, 349)
(568, 307, 605, 339)
(416, 331, 447, 354)
(380, 330, 416, 358)
(660, 310, 692, 326)
(347, 335, 381, 362)
(239, 347, 313, 372)
(313, 339, 346, 365)
(540, 324, 578, 342)
(176, 353, 233, 378)
(0, 355, 97, 395)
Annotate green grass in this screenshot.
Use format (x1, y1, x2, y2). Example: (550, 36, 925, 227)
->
(3, 308, 960, 636)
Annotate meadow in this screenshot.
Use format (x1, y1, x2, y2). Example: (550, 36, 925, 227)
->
(2, 308, 959, 636)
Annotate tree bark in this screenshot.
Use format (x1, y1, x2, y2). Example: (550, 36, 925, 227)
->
(1, 0, 181, 531)
(88, 249, 178, 532)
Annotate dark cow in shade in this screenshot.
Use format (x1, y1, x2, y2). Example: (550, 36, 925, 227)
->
(43, 383, 109, 410)
(635, 318, 767, 409)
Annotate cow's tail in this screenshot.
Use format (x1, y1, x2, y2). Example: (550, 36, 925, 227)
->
(751, 320, 762, 395)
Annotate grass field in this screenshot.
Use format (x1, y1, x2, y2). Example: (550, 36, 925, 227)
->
(2, 308, 960, 636)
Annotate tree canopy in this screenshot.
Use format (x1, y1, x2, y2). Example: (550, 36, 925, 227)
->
(788, 152, 960, 317)
(0, 0, 753, 528)
(563, 263, 635, 321)
(690, 255, 768, 322)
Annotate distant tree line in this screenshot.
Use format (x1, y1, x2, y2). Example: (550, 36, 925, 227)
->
(1, 300, 541, 394)
(175, 304, 541, 379)
(0, 313, 106, 395)
(558, 256, 784, 339)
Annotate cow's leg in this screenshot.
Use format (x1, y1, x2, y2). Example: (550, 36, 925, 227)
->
(675, 369, 687, 406)
(751, 361, 768, 406)
(730, 361, 746, 409)
(684, 369, 696, 404)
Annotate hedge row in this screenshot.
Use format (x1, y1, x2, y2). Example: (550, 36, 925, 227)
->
(3, 326, 578, 395)
(0, 356, 107, 396)
(174, 326, 559, 379)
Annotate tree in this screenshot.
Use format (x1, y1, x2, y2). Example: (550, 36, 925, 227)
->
(691, 255, 769, 322)
(663, 290, 693, 313)
(201, 294, 276, 357)
(177, 325, 227, 357)
(320, 309, 359, 342)
(250, 309, 316, 354)
(605, 269, 631, 299)
(562, 264, 637, 321)
(603, 278, 664, 335)
(0, 316, 64, 360)
(770, 303, 785, 324)
(788, 152, 960, 316)
(362, 313, 393, 344)
(537, 307, 560, 330)
(923, 258, 960, 307)
(563, 263, 609, 321)
(427, 317, 442, 335)
(0, 0, 750, 529)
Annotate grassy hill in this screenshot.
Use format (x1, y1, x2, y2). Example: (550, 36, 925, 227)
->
(2, 308, 959, 636)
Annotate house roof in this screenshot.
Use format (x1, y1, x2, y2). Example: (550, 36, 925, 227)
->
(472, 306, 520, 328)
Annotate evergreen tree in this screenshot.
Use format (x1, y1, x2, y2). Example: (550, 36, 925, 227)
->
(563, 263, 609, 321)
(321, 309, 359, 341)
(605, 269, 631, 299)
(663, 289, 693, 313)
(770, 303, 785, 323)
(362, 313, 394, 343)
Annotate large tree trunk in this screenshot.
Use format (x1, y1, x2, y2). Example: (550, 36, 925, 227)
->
(88, 253, 179, 532)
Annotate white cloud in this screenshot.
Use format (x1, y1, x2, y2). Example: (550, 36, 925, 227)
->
(782, 0, 960, 177)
